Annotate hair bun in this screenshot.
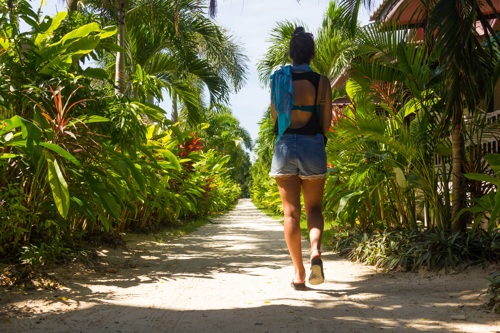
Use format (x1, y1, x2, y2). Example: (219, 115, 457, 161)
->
(293, 27, 306, 36)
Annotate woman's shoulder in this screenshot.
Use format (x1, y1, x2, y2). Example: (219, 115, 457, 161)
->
(317, 74, 331, 86)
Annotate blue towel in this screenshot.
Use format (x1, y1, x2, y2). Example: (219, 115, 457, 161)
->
(271, 64, 313, 143)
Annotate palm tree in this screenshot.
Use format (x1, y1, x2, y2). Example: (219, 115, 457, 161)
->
(60, 0, 127, 93)
(258, 1, 357, 84)
(62, 0, 248, 123)
(124, 0, 248, 123)
(339, 0, 500, 231)
(326, 21, 457, 230)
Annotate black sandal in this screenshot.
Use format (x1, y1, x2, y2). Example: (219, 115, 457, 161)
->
(308, 257, 325, 285)
(291, 281, 306, 291)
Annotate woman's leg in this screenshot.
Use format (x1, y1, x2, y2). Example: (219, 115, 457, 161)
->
(275, 176, 305, 283)
(301, 177, 326, 259)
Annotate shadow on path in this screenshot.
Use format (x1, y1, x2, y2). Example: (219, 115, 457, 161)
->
(1, 199, 499, 333)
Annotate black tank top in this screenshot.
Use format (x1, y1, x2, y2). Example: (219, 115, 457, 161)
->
(274, 71, 323, 136)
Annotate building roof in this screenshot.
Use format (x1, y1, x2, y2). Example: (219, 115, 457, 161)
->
(371, 0, 500, 26)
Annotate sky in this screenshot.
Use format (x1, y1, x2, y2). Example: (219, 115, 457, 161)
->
(211, 0, 373, 142)
(30, 0, 374, 143)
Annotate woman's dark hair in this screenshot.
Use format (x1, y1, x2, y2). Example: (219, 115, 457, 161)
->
(289, 26, 314, 65)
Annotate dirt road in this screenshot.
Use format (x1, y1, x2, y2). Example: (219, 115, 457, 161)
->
(1, 199, 499, 332)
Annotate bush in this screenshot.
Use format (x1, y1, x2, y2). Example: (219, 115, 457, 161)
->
(329, 227, 500, 272)
(487, 271, 500, 314)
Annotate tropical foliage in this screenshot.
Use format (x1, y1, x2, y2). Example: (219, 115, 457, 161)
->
(0, 0, 250, 266)
(252, 0, 500, 268)
(251, 0, 500, 312)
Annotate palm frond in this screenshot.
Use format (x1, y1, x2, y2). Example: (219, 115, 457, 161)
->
(257, 20, 305, 85)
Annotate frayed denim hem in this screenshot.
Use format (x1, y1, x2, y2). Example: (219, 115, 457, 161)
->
(269, 173, 298, 179)
(300, 173, 327, 180)
(269, 173, 326, 179)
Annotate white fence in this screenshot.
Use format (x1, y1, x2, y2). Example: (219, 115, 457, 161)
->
(434, 109, 500, 168)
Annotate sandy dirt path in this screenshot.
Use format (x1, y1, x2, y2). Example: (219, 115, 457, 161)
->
(1, 198, 499, 333)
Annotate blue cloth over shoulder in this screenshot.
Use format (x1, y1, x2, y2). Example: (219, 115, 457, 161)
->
(270, 63, 313, 143)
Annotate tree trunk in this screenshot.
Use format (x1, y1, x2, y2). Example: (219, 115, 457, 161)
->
(171, 94, 178, 122)
(115, 0, 126, 94)
(66, 0, 78, 11)
(451, 104, 467, 232)
(7, 0, 18, 30)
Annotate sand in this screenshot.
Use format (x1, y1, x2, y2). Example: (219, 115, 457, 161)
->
(1, 199, 499, 333)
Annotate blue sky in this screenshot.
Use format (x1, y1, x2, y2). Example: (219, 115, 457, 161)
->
(31, 0, 373, 142)
(212, 0, 372, 142)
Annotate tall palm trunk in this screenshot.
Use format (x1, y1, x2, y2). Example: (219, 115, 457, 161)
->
(171, 94, 178, 122)
(451, 105, 467, 231)
(7, 0, 18, 30)
(115, 0, 126, 94)
(66, 0, 78, 11)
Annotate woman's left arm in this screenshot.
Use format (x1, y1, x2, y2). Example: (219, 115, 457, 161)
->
(319, 76, 332, 135)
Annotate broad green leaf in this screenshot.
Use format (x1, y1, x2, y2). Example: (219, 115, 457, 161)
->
(485, 153, 500, 174)
(84, 173, 121, 220)
(338, 191, 364, 216)
(394, 167, 408, 188)
(0, 153, 18, 159)
(99, 42, 126, 53)
(35, 12, 67, 46)
(5, 140, 27, 148)
(82, 67, 110, 81)
(39, 55, 72, 75)
(158, 149, 181, 171)
(97, 26, 117, 39)
(67, 35, 101, 54)
(464, 173, 498, 186)
(44, 151, 70, 218)
(59, 23, 100, 46)
(70, 196, 96, 224)
(490, 191, 500, 225)
(40, 142, 81, 166)
(76, 115, 110, 124)
(119, 155, 146, 193)
(2, 115, 24, 134)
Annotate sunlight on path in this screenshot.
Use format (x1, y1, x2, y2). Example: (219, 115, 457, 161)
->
(3, 199, 499, 333)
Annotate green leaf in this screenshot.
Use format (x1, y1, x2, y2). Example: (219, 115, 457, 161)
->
(70, 196, 96, 224)
(394, 167, 408, 188)
(97, 26, 117, 39)
(490, 190, 500, 226)
(74, 115, 110, 124)
(485, 153, 500, 175)
(44, 151, 70, 218)
(0, 153, 18, 159)
(39, 55, 73, 75)
(464, 173, 498, 186)
(82, 67, 110, 81)
(158, 149, 181, 171)
(59, 23, 100, 46)
(40, 142, 81, 166)
(35, 11, 68, 47)
(338, 191, 364, 216)
(119, 155, 146, 193)
(67, 35, 101, 55)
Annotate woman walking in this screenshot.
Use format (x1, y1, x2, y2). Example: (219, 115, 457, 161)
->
(269, 26, 332, 290)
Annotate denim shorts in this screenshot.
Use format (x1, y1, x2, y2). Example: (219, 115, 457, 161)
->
(269, 133, 327, 179)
